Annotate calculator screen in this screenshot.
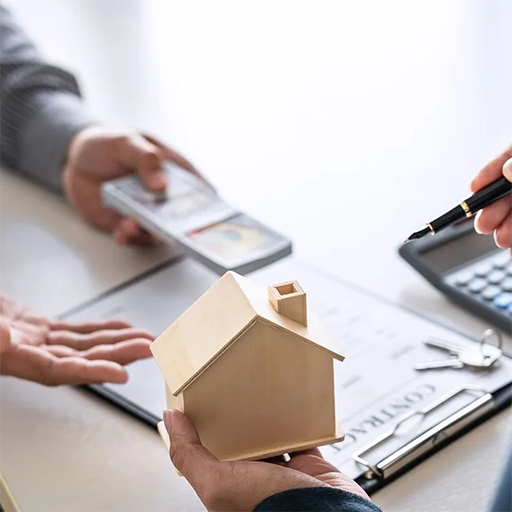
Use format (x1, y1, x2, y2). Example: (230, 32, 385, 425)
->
(421, 230, 500, 274)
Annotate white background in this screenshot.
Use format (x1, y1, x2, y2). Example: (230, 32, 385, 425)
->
(2, 1, 512, 511)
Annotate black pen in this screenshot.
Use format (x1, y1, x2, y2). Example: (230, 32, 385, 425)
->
(405, 176, 512, 243)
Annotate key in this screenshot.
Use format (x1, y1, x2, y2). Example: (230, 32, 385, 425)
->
(474, 262, 493, 277)
(454, 271, 473, 286)
(415, 337, 502, 371)
(481, 285, 501, 300)
(467, 278, 487, 293)
(492, 253, 511, 268)
(425, 336, 503, 366)
(488, 270, 506, 284)
(424, 337, 464, 353)
(415, 358, 463, 370)
(493, 292, 512, 309)
(459, 345, 502, 368)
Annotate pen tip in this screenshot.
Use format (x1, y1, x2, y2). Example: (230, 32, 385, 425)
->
(405, 226, 431, 243)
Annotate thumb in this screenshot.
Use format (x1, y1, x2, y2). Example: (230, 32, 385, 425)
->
(164, 410, 219, 488)
(121, 134, 167, 192)
(0, 319, 12, 354)
(503, 158, 512, 182)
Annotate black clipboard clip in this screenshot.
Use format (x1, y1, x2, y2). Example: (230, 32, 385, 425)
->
(353, 386, 494, 481)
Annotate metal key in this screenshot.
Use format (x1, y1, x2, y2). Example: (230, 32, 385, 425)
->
(415, 332, 503, 371)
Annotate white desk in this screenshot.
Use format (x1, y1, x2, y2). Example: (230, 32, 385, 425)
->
(1, 1, 512, 510)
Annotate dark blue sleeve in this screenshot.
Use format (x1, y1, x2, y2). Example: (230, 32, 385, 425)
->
(491, 439, 512, 512)
(254, 487, 381, 512)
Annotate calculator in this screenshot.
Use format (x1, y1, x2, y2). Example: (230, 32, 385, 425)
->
(399, 218, 512, 331)
(101, 163, 292, 275)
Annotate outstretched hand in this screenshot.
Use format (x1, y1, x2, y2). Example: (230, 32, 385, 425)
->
(164, 409, 370, 512)
(0, 294, 153, 386)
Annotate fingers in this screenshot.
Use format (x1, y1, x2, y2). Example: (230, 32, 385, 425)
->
(45, 338, 152, 365)
(470, 146, 512, 250)
(287, 449, 370, 500)
(112, 131, 213, 245)
(471, 145, 512, 192)
(290, 448, 324, 458)
(0, 319, 11, 353)
(19, 310, 49, 327)
(46, 355, 128, 385)
(142, 134, 195, 174)
(113, 218, 160, 246)
(83, 338, 152, 363)
(118, 134, 167, 192)
(287, 450, 338, 474)
(48, 319, 132, 333)
(474, 196, 512, 234)
(46, 327, 154, 350)
(143, 134, 215, 191)
(495, 218, 512, 249)
(504, 158, 512, 182)
(1, 344, 128, 385)
(261, 454, 287, 465)
(164, 410, 219, 490)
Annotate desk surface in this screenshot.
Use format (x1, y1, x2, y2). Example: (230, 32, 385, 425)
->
(1, 1, 512, 511)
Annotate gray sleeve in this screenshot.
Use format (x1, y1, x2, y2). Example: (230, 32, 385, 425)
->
(0, 4, 94, 191)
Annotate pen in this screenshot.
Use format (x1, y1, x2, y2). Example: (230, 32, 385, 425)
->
(405, 176, 512, 243)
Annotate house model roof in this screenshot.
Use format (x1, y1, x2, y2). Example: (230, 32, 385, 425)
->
(151, 271, 345, 396)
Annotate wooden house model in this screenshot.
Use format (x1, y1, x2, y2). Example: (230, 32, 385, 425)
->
(151, 271, 345, 461)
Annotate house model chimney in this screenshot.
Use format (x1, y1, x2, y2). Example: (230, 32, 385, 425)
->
(268, 280, 308, 327)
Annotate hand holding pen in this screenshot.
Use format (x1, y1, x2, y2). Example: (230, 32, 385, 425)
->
(406, 145, 512, 253)
(471, 146, 512, 250)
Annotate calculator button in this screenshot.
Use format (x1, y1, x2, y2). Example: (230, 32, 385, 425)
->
(502, 278, 512, 292)
(492, 253, 511, 268)
(454, 272, 473, 286)
(474, 263, 493, 277)
(508, 303, 512, 316)
(487, 270, 506, 284)
(493, 293, 512, 309)
(467, 279, 487, 293)
(481, 286, 501, 300)
(506, 262, 512, 275)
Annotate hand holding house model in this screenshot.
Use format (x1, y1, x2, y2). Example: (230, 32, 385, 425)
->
(151, 271, 345, 462)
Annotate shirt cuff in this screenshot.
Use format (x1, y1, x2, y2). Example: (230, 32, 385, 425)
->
(18, 91, 94, 192)
(254, 487, 381, 512)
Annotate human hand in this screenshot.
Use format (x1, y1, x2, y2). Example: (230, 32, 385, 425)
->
(471, 145, 512, 251)
(62, 126, 211, 245)
(164, 410, 370, 512)
(0, 294, 153, 386)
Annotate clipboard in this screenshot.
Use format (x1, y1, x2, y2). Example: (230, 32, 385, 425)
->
(352, 383, 511, 493)
(60, 257, 512, 495)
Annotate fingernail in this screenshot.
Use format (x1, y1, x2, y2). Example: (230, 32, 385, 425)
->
(149, 172, 166, 189)
(503, 158, 512, 182)
(163, 410, 173, 434)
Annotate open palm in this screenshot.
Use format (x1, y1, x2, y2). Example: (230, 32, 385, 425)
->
(0, 294, 153, 386)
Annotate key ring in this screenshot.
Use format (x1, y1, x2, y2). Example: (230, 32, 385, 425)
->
(480, 329, 503, 362)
